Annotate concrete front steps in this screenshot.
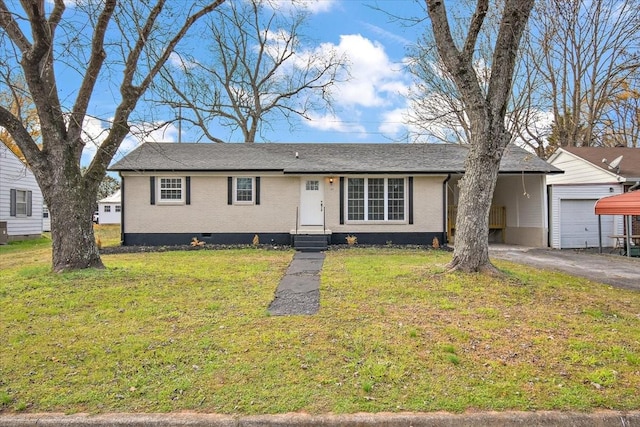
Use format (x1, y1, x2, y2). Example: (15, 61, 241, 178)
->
(292, 234, 329, 252)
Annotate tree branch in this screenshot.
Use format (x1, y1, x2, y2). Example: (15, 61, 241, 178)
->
(68, 0, 116, 144)
(462, 0, 488, 63)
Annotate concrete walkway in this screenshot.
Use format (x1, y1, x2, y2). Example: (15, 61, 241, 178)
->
(267, 252, 324, 315)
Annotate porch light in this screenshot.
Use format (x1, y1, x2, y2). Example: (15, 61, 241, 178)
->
(329, 177, 334, 185)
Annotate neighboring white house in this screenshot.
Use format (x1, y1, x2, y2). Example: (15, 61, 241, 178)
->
(97, 189, 121, 225)
(547, 147, 640, 249)
(0, 141, 44, 242)
(42, 204, 51, 232)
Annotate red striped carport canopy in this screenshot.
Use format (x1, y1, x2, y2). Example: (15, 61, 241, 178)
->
(594, 191, 640, 215)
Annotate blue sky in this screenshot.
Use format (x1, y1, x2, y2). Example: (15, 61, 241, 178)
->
(75, 0, 428, 164)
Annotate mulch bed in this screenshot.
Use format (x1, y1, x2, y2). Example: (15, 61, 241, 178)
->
(99, 244, 451, 255)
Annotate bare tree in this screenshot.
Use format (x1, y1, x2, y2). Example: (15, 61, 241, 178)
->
(408, 1, 518, 145)
(600, 75, 640, 148)
(0, 75, 40, 162)
(156, 0, 347, 143)
(406, 49, 472, 144)
(426, 0, 534, 273)
(0, 0, 225, 272)
(523, 0, 640, 149)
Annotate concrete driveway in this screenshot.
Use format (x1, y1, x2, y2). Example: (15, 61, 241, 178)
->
(489, 245, 640, 291)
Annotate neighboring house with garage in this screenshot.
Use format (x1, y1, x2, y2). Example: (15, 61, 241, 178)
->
(0, 141, 44, 242)
(546, 147, 640, 249)
(97, 190, 122, 225)
(110, 142, 560, 250)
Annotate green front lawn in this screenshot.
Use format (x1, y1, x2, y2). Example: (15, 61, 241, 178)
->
(1, 243, 639, 414)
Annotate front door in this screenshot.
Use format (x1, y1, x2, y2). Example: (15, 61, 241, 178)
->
(300, 177, 324, 226)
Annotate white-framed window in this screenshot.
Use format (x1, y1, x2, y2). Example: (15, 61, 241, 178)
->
(15, 189, 28, 216)
(104, 205, 111, 213)
(347, 177, 405, 222)
(158, 177, 184, 203)
(115, 205, 121, 213)
(235, 177, 254, 204)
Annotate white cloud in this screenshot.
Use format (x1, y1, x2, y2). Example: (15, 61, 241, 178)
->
(305, 112, 367, 136)
(360, 22, 413, 47)
(330, 34, 408, 108)
(80, 116, 110, 162)
(299, 33, 412, 140)
(378, 107, 408, 137)
(265, 0, 338, 14)
(168, 52, 199, 71)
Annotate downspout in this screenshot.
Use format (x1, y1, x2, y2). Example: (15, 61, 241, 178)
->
(119, 173, 125, 246)
(442, 174, 451, 245)
(629, 181, 640, 192)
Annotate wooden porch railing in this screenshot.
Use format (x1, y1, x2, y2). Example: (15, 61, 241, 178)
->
(447, 205, 506, 243)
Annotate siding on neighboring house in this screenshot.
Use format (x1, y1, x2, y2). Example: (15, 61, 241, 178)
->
(97, 190, 121, 224)
(547, 150, 623, 185)
(0, 142, 44, 240)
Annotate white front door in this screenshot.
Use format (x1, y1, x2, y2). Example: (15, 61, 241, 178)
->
(300, 177, 324, 226)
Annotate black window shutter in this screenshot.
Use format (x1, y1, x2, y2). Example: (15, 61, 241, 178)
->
(27, 191, 32, 217)
(227, 177, 233, 205)
(339, 177, 345, 224)
(9, 189, 16, 216)
(408, 177, 414, 224)
(150, 176, 155, 205)
(185, 176, 191, 205)
(255, 177, 260, 205)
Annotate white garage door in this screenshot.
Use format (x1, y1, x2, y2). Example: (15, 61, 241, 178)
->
(560, 199, 613, 248)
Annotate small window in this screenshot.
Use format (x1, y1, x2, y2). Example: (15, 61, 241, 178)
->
(104, 205, 111, 213)
(115, 205, 121, 213)
(159, 177, 184, 203)
(306, 180, 319, 191)
(43, 207, 49, 219)
(235, 177, 254, 203)
(16, 190, 28, 216)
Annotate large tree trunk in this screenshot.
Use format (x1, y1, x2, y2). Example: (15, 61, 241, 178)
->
(426, 0, 534, 273)
(48, 188, 103, 272)
(447, 120, 509, 273)
(35, 146, 104, 273)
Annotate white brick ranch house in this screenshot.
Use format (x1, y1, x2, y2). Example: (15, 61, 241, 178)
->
(110, 142, 561, 249)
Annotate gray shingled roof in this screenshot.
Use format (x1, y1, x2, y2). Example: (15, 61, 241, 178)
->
(110, 142, 561, 174)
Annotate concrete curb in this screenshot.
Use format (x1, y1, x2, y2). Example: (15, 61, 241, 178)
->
(1, 411, 639, 426)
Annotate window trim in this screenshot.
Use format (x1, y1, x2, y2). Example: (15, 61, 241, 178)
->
(345, 177, 407, 223)
(234, 177, 255, 205)
(157, 177, 185, 205)
(15, 189, 28, 216)
(10, 188, 32, 217)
